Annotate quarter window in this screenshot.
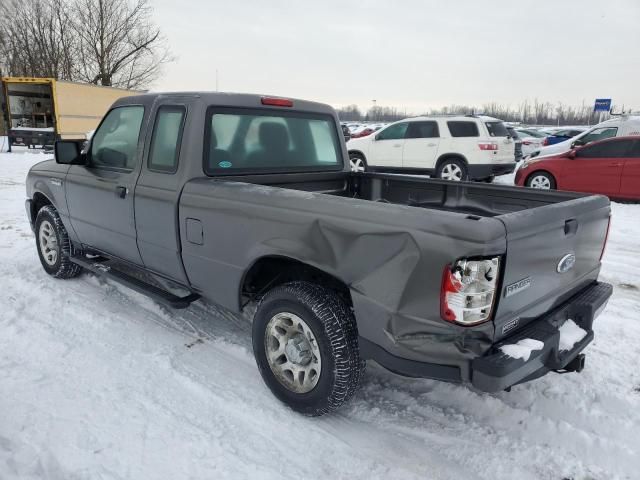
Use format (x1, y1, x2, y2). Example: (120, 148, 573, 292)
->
(148, 106, 186, 173)
(447, 121, 479, 137)
(90, 106, 144, 170)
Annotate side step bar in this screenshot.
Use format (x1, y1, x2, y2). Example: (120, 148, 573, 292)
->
(70, 255, 200, 309)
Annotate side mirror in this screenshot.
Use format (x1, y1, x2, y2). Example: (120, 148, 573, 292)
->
(55, 140, 87, 165)
(567, 150, 576, 159)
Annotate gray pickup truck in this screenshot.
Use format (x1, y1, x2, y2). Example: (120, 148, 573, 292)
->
(25, 92, 612, 416)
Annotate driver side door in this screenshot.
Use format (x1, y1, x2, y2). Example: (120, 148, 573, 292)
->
(65, 105, 146, 265)
(367, 122, 409, 168)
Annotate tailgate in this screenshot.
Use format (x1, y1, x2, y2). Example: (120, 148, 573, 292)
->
(493, 195, 610, 341)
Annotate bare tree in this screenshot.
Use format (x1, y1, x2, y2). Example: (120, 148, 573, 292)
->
(72, 0, 171, 88)
(0, 0, 76, 79)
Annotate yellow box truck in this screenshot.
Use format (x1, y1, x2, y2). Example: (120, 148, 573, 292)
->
(1, 77, 141, 150)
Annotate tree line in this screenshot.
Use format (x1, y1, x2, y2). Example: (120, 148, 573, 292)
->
(0, 0, 171, 89)
(337, 99, 614, 126)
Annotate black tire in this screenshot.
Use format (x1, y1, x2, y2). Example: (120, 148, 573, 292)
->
(436, 158, 468, 181)
(349, 152, 367, 173)
(525, 171, 556, 190)
(252, 281, 365, 416)
(34, 205, 82, 279)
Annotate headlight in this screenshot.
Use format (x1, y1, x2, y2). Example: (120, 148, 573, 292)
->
(441, 257, 500, 326)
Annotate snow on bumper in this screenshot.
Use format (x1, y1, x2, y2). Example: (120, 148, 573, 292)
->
(471, 281, 612, 392)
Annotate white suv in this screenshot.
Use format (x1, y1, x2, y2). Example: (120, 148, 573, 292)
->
(347, 115, 516, 181)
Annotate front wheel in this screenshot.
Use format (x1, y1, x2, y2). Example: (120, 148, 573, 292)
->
(252, 281, 365, 416)
(35, 205, 82, 279)
(526, 171, 556, 190)
(436, 158, 468, 181)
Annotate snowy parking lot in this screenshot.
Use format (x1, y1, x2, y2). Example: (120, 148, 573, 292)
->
(1, 150, 639, 480)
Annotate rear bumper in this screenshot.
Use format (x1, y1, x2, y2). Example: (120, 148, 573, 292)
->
(468, 162, 516, 179)
(360, 281, 612, 391)
(471, 281, 612, 392)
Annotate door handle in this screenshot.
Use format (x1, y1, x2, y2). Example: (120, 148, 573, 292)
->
(607, 163, 623, 167)
(393, 144, 402, 148)
(427, 143, 437, 147)
(115, 186, 128, 198)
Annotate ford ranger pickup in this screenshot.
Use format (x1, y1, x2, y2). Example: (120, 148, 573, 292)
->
(25, 92, 612, 416)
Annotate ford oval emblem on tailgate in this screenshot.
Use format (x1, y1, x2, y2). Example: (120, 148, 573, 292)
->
(557, 253, 576, 273)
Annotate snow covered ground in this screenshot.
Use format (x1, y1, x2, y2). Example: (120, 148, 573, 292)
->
(1, 150, 639, 480)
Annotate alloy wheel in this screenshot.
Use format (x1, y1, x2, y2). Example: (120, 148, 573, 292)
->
(264, 311, 322, 393)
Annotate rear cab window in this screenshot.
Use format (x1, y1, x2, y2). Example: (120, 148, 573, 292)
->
(204, 108, 342, 175)
(447, 121, 479, 137)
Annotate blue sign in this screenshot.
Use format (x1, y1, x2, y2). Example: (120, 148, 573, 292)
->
(594, 98, 611, 112)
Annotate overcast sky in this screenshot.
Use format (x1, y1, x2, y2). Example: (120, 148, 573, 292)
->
(152, 0, 640, 114)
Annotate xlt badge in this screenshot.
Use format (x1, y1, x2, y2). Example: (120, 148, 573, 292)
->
(505, 276, 532, 298)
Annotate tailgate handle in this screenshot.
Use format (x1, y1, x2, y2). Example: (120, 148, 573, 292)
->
(564, 219, 578, 236)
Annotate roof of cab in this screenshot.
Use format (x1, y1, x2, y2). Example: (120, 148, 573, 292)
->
(110, 91, 337, 115)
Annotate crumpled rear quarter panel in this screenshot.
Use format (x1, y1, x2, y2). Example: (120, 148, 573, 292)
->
(180, 179, 508, 378)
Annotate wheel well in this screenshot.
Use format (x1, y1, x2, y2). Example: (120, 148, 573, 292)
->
(240, 256, 352, 310)
(436, 154, 468, 171)
(31, 192, 53, 220)
(348, 150, 366, 161)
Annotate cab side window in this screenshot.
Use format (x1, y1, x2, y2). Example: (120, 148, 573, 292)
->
(376, 122, 409, 140)
(148, 106, 186, 173)
(90, 106, 144, 170)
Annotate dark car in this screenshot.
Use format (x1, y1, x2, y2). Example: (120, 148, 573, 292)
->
(516, 135, 640, 200)
(542, 128, 586, 146)
(25, 92, 612, 416)
(506, 126, 523, 161)
(341, 124, 351, 142)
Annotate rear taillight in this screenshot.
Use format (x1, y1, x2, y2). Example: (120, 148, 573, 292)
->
(522, 140, 532, 145)
(600, 216, 611, 261)
(542, 138, 549, 146)
(441, 257, 500, 326)
(261, 96, 293, 107)
(478, 142, 498, 151)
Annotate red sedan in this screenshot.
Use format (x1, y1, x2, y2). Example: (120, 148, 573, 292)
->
(515, 136, 640, 200)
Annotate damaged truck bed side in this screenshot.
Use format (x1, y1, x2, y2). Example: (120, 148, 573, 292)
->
(26, 92, 612, 416)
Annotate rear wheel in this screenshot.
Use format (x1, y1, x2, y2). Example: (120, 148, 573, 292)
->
(349, 153, 367, 173)
(252, 281, 365, 416)
(526, 171, 556, 190)
(436, 158, 468, 181)
(35, 205, 82, 279)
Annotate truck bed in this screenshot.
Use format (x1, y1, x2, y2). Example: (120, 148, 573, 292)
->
(188, 171, 609, 346)
(222, 170, 590, 217)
